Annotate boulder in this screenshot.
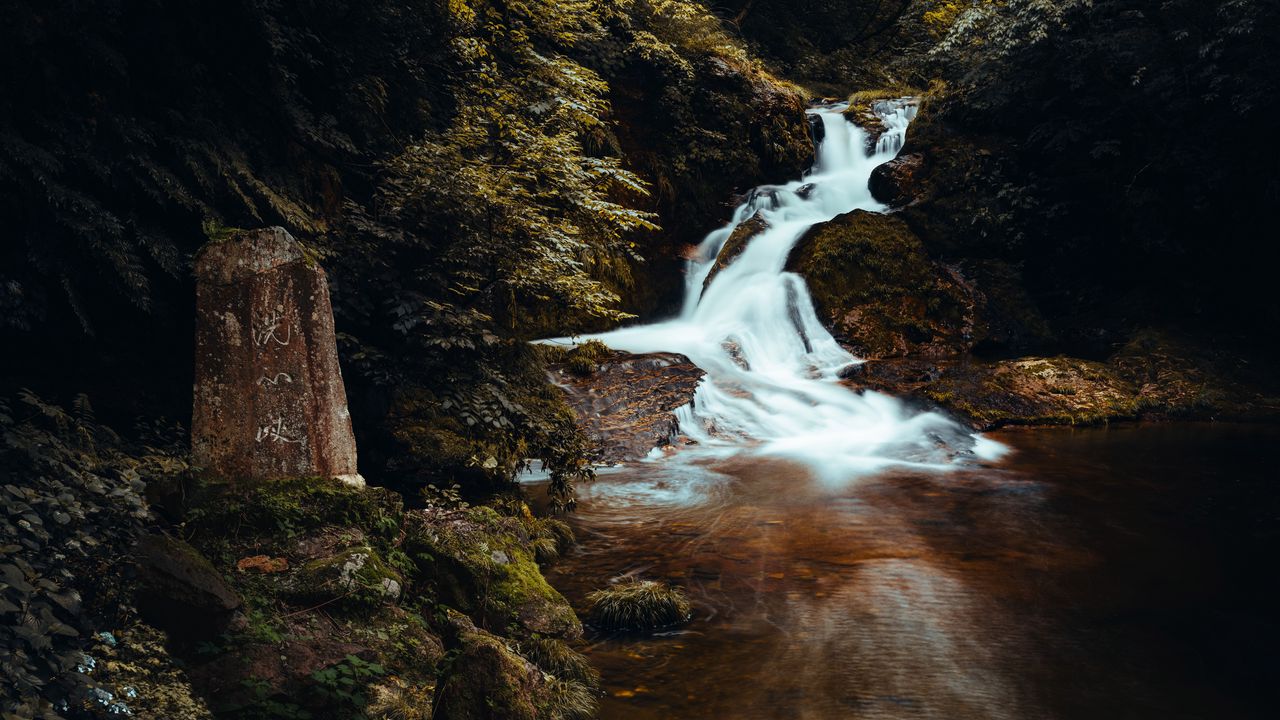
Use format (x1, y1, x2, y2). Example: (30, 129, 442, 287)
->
(290, 545, 402, 610)
(406, 507, 582, 639)
(134, 534, 240, 636)
(192, 227, 362, 486)
(787, 210, 978, 358)
(702, 211, 768, 293)
(550, 351, 705, 463)
(869, 152, 924, 206)
(433, 618, 546, 720)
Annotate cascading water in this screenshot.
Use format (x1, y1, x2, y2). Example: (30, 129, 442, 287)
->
(555, 101, 1003, 480)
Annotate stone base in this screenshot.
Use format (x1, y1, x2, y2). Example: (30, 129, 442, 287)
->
(334, 474, 367, 489)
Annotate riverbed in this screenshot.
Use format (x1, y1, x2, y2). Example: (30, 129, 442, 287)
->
(532, 423, 1279, 719)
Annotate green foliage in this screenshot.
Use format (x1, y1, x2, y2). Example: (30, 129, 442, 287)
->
(237, 678, 313, 720)
(0, 391, 185, 717)
(585, 578, 691, 632)
(311, 654, 387, 713)
(565, 339, 613, 377)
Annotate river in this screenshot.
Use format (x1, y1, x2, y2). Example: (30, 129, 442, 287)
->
(530, 422, 1278, 719)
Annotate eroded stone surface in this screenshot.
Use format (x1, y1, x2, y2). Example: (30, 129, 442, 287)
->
(551, 351, 704, 463)
(193, 227, 361, 483)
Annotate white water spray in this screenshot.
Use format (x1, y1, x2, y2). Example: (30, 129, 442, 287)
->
(555, 101, 1002, 480)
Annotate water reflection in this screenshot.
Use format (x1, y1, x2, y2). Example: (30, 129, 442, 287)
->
(535, 424, 1280, 720)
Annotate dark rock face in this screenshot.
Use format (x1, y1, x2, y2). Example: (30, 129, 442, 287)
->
(134, 534, 241, 636)
(552, 352, 705, 463)
(869, 152, 924, 206)
(192, 227, 361, 485)
(702, 211, 769, 293)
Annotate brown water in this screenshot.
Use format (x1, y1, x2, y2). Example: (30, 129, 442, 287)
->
(533, 423, 1280, 719)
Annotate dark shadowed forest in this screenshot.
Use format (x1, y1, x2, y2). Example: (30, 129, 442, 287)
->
(3, 1, 1278, 718)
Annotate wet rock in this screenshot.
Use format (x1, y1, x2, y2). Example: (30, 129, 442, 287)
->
(551, 351, 705, 463)
(134, 534, 241, 637)
(858, 357, 1139, 430)
(192, 226, 362, 486)
(869, 152, 924, 206)
(836, 363, 865, 380)
(406, 507, 582, 639)
(795, 182, 817, 199)
(787, 210, 979, 358)
(807, 112, 825, 146)
(844, 95, 920, 151)
(702, 211, 769, 293)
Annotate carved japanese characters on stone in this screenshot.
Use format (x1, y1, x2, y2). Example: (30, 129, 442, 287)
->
(193, 227, 363, 486)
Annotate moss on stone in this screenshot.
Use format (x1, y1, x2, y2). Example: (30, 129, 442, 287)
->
(433, 622, 546, 720)
(291, 545, 403, 611)
(787, 210, 975, 358)
(922, 356, 1140, 429)
(564, 339, 613, 377)
(406, 507, 582, 639)
(188, 476, 404, 554)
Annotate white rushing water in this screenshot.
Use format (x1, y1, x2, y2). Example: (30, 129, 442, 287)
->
(554, 101, 1003, 481)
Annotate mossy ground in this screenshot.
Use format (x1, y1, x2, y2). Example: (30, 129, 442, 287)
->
(166, 477, 591, 719)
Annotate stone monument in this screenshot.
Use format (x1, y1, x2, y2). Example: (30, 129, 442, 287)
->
(192, 227, 364, 486)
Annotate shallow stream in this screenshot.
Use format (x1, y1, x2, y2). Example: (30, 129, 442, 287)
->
(531, 423, 1279, 719)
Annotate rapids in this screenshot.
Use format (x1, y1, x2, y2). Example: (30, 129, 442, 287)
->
(552, 101, 1002, 479)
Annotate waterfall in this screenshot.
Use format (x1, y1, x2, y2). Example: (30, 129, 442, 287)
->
(554, 101, 1003, 480)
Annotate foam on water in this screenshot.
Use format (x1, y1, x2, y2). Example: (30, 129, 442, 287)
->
(550, 101, 1004, 480)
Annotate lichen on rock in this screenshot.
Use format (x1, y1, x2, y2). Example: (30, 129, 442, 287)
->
(291, 545, 403, 609)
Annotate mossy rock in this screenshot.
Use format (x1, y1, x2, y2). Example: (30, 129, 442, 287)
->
(433, 614, 595, 720)
(1111, 329, 1280, 420)
(134, 533, 241, 637)
(406, 507, 582, 638)
(921, 356, 1140, 429)
(432, 623, 545, 720)
(701, 210, 769, 292)
(563, 339, 614, 377)
(188, 476, 404, 549)
(787, 210, 976, 358)
(290, 545, 403, 610)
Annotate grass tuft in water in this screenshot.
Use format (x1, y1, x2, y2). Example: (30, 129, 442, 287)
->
(586, 579, 692, 632)
(543, 675, 599, 720)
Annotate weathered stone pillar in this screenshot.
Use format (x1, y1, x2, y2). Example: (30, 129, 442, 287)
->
(193, 227, 363, 486)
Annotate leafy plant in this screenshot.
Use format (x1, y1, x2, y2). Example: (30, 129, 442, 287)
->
(311, 654, 387, 712)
